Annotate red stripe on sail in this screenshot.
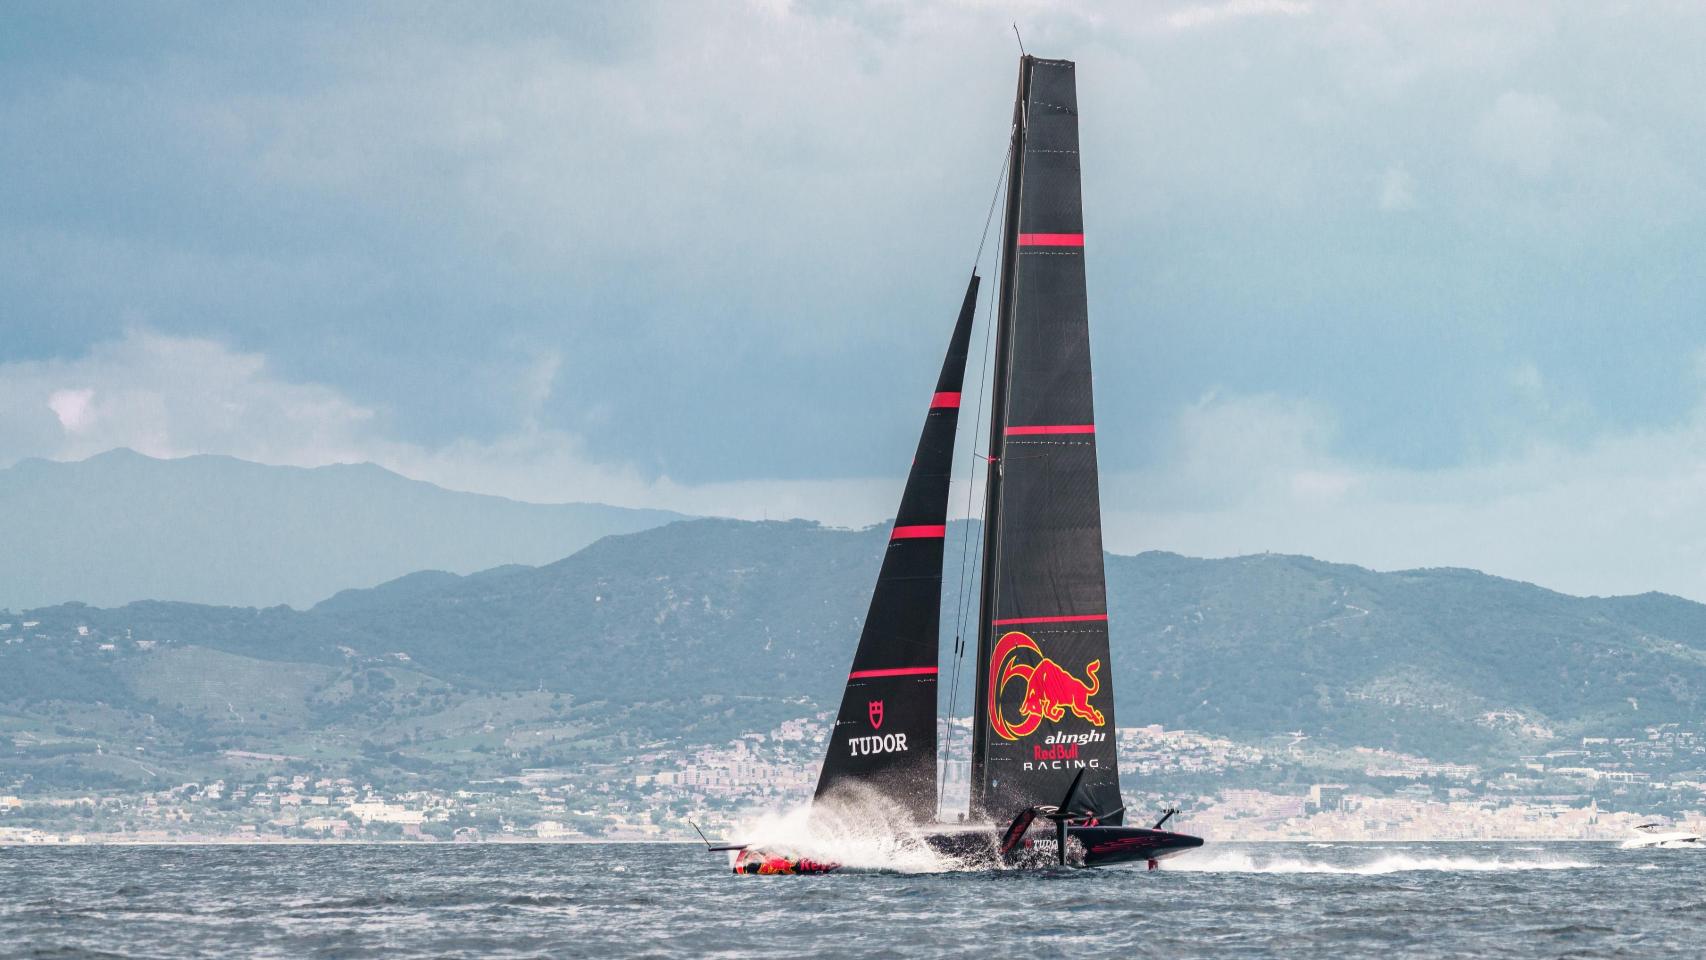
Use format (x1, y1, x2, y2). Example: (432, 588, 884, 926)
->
(930, 392, 961, 409)
(848, 666, 939, 679)
(1017, 233, 1084, 247)
(1005, 424, 1095, 435)
(992, 613, 1109, 626)
(890, 525, 946, 540)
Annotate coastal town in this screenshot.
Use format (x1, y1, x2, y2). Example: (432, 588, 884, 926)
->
(5, 714, 1704, 845)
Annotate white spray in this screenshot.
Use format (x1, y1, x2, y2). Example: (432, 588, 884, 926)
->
(1170, 848, 1591, 875)
(730, 783, 969, 873)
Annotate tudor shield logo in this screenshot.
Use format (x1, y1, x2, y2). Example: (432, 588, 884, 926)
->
(868, 700, 884, 730)
(988, 631, 1105, 741)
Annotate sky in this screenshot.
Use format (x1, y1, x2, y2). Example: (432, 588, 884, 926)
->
(5, 1, 1706, 599)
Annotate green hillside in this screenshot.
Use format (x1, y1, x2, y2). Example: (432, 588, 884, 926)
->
(7, 517, 1706, 793)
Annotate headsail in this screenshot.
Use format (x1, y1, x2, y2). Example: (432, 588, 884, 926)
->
(814, 275, 980, 821)
(971, 57, 1123, 823)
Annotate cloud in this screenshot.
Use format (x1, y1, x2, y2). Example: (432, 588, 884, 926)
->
(1474, 91, 1573, 179)
(47, 388, 96, 432)
(7, 1, 1706, 493)
(0, 330, 377, 467)
(1165, 0, 1312, 31)
(11, 4, 1706, 600)
(12, 330, 1706, 599)
(1377, 166, 1416, 211)
(1466, 88, 1702, 242)
(0, 329, 896, 526)
(1104, 388, 1706, 601)
(373, 420, 897, 525)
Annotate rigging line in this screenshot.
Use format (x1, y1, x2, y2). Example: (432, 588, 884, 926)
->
(940, 150, 1009, 816)
(953, 142, 1010, 628)
(971, 143, 1012, 273)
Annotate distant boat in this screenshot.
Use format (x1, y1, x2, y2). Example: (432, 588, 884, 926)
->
(1622, 823, 1704, 849)
(716, 54, 1203, 874)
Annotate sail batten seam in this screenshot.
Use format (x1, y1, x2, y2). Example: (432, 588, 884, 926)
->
(1005, 424, 1095, 435)
(991, 613, 1109, 626)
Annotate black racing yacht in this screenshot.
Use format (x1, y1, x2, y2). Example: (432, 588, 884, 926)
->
(720, 54, 1203, 874)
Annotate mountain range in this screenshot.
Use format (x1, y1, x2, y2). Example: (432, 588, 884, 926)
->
(7, 515, 1706, 793)
(0, 449, 684, 610)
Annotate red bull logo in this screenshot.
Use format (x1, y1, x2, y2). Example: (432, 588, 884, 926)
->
(988, 631, 1105, 741)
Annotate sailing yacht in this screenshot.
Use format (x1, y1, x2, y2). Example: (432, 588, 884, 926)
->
(725, 55, 1203, 873)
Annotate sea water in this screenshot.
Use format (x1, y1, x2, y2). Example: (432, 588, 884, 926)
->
(2, 841, 1700, 958)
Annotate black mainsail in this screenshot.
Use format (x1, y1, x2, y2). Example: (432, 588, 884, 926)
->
(970, 56, 1123, 824)
(813, 276, 979, 822)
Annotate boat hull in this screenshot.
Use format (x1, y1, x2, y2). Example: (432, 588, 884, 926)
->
(925, 821, 1204, 869)
(729, 822, 1203, 874)
(1621, 836, 1703, 849)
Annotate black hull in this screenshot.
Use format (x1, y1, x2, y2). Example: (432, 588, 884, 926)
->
(729, 822, 1202, 874)
(922, 822, 1203, 869)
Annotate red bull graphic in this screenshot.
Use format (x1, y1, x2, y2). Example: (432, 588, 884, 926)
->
(988, 631, 1106, 741)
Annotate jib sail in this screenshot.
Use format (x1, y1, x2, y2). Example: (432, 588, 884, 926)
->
(970, 57, 1123, 824)
(813, 275, 979, 822)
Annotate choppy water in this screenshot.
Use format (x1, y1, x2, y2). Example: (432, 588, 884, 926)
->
(3, 841, 1702, 958)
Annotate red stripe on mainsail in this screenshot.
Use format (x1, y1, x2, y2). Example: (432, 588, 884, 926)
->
(1017, 233, 1084, 247)
(1005, 424, 1095, 435)
(848, 666, 939, 679)
(930, 391, 961, 409)
(992, 613, 1109, 626)
(890, 524, 946, 540)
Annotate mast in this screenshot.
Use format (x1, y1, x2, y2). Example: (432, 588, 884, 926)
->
(970, 55, 1123, 824)
(813, 275, 980, 822)
(969, 55, 1032, 821)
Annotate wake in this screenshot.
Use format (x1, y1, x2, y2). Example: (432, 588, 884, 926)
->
(1170, 849, 1591, 875)
(728, 788, 966, 874)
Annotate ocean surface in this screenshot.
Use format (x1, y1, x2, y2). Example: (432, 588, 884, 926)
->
(2, 841, 1701, 958)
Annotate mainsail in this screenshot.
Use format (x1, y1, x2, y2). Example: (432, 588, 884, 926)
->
(970, 56, 1123, 823)
(813, 275, 979, 822)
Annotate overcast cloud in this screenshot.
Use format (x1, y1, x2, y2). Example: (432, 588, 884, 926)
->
(5, 2, 1706, 598)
